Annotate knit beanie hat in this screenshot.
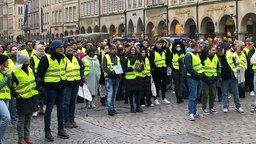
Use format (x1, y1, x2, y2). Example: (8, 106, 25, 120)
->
(16, 51, 29, 65)
(0, 54, 8, 65)
(50, 40, 63, 50)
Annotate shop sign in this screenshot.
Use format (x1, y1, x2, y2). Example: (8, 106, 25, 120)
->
(175, 10, 190, 15)
(149, 13, 162, 18)
(207, 6, 226, 11)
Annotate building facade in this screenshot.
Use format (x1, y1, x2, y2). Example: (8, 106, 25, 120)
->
(1, 0, 256, 43)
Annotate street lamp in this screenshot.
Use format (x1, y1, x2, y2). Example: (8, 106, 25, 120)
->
(229, 0, 239, 39)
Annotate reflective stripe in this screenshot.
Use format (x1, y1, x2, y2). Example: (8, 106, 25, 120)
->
(154, 51, 167, 67)
(103, 54, 121, 77)
(186, 52, 203, 76)
(0, 89, 10, 93)
(15, 80, 36, 91)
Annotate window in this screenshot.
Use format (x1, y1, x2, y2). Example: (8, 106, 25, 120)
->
(83, 3, 87, 16)
(113, 0, 117, 11)
(138, 0, 142, 7)
(119, 0, 123, 11)
(65, 8, 68, 22)
(52, 11, 55, 25)
(8, 7, 12, 14)
(88, 2, 91, 15)
(172, 0, 178, 5)
(180, 0, 185, 4)
(95, 0, 98, 14)
(103, 0, 107, 13)
(133, 0, 137, 8)
(159, 0, 164, 4)
(148, 0, 152, 5)
(153, 0, 158, 5)
(56, 11, 58, 24)
(59, 11, 62, 23)
(108, 0, 112, 13)
(52, 0, 54, 4)
(73, 7, 76, 21)
(128, 0, 131, 9)
(91, 1, 94, 15)
(18, 6, 23, 15)
(69, 7, 72, 22)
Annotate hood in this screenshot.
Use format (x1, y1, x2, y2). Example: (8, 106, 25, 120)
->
(172, 41, 185, 53)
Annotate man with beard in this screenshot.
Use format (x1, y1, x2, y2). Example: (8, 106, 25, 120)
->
(21, 40, 35, 58)
(37, 40, 69, 141)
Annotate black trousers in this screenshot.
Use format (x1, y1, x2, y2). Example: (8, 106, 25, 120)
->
(153, 68, 167, 100)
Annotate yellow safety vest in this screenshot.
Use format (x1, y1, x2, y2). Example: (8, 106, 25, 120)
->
(172, 53, 184, 70)
(154, 50, 167, 67)
(235, 52, 246, 69)
(21, 49, 35, 58)
(77, 47, 86, 55)
(103, 54, 121, 77)
(125, 59, 138, 80)
(44, 55, 67, 82)
(0, 73, 11, 100)
(186, 52, 203, 76)
(83, 58, 90, 77)
(66, 56, 81, 81)
(203, 54, 218, 77)
(226, 51, 237, 73)
(13, 67, 38, 98)
(31, 55, 40, 72)
(137, 57, 151, 77)
(8, 59, 15, 72)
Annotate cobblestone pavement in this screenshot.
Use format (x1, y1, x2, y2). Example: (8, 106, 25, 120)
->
(4, 92, 256, 144)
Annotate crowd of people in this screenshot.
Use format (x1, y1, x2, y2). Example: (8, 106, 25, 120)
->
(0, 36, 256, 143)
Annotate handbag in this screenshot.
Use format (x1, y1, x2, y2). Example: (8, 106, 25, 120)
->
(151, 76, 157, 97)
(77, 84, 92, 101)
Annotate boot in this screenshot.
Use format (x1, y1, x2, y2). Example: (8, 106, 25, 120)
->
(18, 137, 27, 144)
(45, 131, 54, 141)
(58, 129, 69, 139)
(39, 105, 44, 115)
(100, 97, 106, 106)
(24, 137, 33, 144)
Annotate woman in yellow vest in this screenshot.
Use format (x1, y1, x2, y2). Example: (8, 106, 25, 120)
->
(170, 42, 186, 104)
(30, 44, 46, 117)
(0, 54, 11, 144)
(137, 47, 153, 107)
(11, 52, 38, 144)
(123, 47, 144, 113)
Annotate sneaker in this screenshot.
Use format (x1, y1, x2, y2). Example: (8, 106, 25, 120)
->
(150, 104, 154, 107)
(45, 131, 54, 141)
(141, 105, 145, 108)
(154, 99, 160, 105)
(172, 91, 175, 94)
(58, 129, 69, 139)
(162, 98, 170, 104)
(65, 122, 73, 128)
(250, 91, 254, 96)
(32, 111, 39, 117)
(188, 114, 195, 121)
(90, 102, 96, 108)
(86, 102, 91, 109)
(71, 121, 78, 128)
(136, 108, 144, 112)
(236, 107, 244, 113)
(108, 110, 115, 116)
(250, 107, 256, 112)
(223, 108, 228, 113)
(194, 112, 204, 118)
(210, 109, 218, 114)
(39, 107, 45, 115)
(203, 109, 209, 115)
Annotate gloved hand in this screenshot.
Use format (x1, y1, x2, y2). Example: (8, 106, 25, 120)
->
(5, 74, 12, 80)
(79, 82, 84, 87)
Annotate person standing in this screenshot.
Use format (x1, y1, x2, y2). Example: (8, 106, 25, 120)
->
(63, 43, 83, 129)
(11, 52, 38, 144)
(217, 42, 244, 113)
(102, 44, 121, 116)
(0, 54, 11, 144)
(149, 39, 171, 105)
(184, 42, 204, 121)
(37, 40, 69, 141)
(201, 45, 219, 114)
(21, 40, 35, 58)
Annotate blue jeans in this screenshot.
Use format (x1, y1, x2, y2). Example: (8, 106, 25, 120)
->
(221, 79, 241, 109)
(105, 78, 119, 111)
(44, 88, 65, 131)
(187, 77, 201, 115)
(8, 95, 16, 122)
(64, 85, 79, 123)
(0, 100, 10, 144)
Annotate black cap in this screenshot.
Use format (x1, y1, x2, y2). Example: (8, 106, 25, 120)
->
(63, 42, 72, 49)
(217, 42, 230, 50)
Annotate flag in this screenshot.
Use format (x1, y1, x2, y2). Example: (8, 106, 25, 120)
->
(40, 7, 43, 32)
(23, 3, 28, 27)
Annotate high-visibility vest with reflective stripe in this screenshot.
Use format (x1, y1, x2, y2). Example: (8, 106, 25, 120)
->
(13, 67, 38, 98)
(235, 52, 246, 69)
(8, 59, 15, 71)
(103, 54, 121, 77)
(203, 54, 218, 77)
(125, 59, 138, 80)
(97, 47, 101, 54)
(31, 55, 40, 73)
(44, 55, 67, 82)
(186, 52, 203, 76)
(154, 51, 167, 67)
(0, 73, 11, 100)
(83, 58, 90, 77)
(77, 47, 86, 55)
(66, 56, 81, 81)
(21, 49, 35, 58)
(172, 53, 184, 70)
(137, 57, 151, 77)
(226, 51, 237, 73)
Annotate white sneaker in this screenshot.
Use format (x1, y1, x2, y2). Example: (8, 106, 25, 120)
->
(90, 102, 96, 108)
(162, 98, 170, 104)
(172, 91, 175, 94)
(203, 109, 209, 115)
(250, 91, 255, 96)
(194, 112, 204, 118)
(210, 109, 218, 114)
(32, 111, 39, 117)
(141, 105, 146, 108)
(150, 104, 154, 107)
(188, 114, 195, 121)
(223, 108, 228, 113)
(154, 99, 160, 105)
(237, 107, 244, 113)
